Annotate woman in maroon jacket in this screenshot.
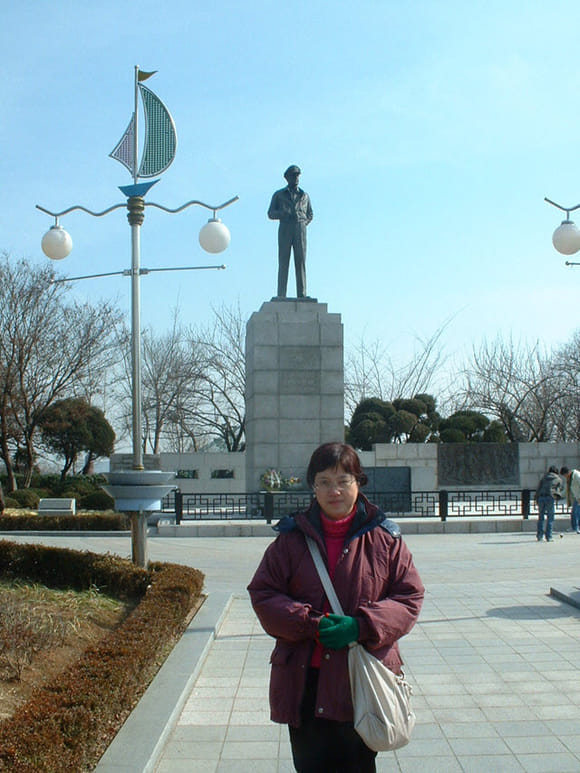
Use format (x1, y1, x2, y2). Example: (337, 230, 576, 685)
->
(248, 442, 424, 772)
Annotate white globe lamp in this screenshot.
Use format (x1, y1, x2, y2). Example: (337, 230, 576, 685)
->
(199, 218, 231, 254)
(41, 225, 73, 260)
(552, 220, 580, 255)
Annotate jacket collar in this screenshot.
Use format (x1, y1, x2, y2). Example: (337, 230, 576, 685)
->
(298, 493, 381, 543)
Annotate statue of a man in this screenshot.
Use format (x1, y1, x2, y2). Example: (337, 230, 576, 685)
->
(268, 165, 313, 298)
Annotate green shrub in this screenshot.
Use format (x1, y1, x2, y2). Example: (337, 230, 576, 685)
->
(1, 475, 110, 508)
(9, 490, 40, 509)
(78, 490, 115, 511)
(31, 489, 52, 500)
(0, 513, 129, 532)
(0, 542, 204, 771)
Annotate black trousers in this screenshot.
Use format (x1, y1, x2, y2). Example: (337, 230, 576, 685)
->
(288, 668, 377, 773)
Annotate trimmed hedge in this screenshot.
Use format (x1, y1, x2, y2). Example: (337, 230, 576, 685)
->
(8, 490, 40, 509)
(0, 513, 130, 531)
(0, 542, 204, 771)
(78, 490, 115, 511)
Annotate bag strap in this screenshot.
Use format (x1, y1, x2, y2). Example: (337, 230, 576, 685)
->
(305, 534, 345, 616)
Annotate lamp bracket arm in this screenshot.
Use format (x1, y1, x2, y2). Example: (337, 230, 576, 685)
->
(143, 264, 226, 274)
(36, 203, 127, 219)
(145, 195, 239, 216)
(544, 197, 580, 216)
(51, 269, 129, 284)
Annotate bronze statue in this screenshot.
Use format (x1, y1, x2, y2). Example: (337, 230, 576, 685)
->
(268, 165, 313, 298)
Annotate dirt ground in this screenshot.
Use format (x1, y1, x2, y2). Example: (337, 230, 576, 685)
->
(0, 585, 128, 721)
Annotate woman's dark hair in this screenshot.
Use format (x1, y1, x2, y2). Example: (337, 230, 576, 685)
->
(306, 442, 368, 487)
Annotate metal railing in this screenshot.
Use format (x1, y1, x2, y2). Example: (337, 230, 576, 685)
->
(160, 489, 569, 523)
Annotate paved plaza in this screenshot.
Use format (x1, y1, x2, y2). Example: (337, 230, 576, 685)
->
(5, 527, 580, 772)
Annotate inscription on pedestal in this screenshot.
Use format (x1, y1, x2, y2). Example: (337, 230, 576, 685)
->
(439, 444, 519, 486)
(280, 371, 321, 394)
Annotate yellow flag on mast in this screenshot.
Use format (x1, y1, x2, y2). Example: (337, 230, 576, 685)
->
(138, 70, 157, 82)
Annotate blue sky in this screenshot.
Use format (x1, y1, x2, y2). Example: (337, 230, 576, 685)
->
(3, 0, 580, 382)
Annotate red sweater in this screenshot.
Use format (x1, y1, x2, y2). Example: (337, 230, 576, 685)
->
(310, 507, 356, 667)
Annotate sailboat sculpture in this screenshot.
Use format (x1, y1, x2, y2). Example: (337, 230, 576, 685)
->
(110, 67, 177, 196)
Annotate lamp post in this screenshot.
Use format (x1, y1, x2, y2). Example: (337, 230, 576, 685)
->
(37, 67, 238, 566)
(545, 197, 580, 262)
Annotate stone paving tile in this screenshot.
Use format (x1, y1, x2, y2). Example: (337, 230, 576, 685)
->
(229, 709, 272, 725)
(442, 721, 500, 739)
(181, 697, 234, 714)
(169, 725, 227, 744)
(455, 754, 525, 772)
(505, 736, 570, 755)
(220, 740, 279, 759)
(157, 760, 217, 773)
(406, 721, 445, 740)
(225, 724, 280, 742)
(152, 533, 580, 772)
(490, 720, 551, 737)
(160, 740, 221, 760)
(395, 738, 453, 757)
(513, 753, 580, 772)
(543, 719, 580, 735)
(374, 755, 405, 772)
(388, 758, 462, 773)
(216, 761, 279, 772)
(424, 692, 479, 709)
(561, 736, 580, 753)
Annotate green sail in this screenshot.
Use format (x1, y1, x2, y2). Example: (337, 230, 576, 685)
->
(137, 84, 177, 178)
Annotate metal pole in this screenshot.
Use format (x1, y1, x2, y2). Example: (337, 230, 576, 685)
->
(127, 195, 147, 567)
(131, 510, 148, 566)
(127, 196, 145, 471)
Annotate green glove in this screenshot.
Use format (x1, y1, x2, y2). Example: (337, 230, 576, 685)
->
(318, 615, 335, 632)
(318, 613, 359, 649)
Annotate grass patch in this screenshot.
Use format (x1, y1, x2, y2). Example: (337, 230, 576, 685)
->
(0, 581, 128, 709)
(0, 541, 204, 772)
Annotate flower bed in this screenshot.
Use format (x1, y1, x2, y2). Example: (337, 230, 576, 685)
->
(0, 541, 204, 772)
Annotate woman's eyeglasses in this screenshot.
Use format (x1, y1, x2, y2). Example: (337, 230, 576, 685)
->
(313, 476, 357, 492)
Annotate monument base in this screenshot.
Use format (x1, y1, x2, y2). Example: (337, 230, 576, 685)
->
(245, 299, 344, 492)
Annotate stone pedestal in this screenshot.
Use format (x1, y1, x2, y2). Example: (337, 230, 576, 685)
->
(245, 299, 344, 491)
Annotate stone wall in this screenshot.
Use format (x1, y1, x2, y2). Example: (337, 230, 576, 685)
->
(111, 442, 580, 494)
(110, 451, 246, 495)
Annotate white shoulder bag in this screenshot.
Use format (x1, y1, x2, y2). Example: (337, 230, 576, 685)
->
(305, 534, 415, 752)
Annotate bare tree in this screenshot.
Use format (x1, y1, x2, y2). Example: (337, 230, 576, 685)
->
(345, 320, 453, 422)
(0, 255, 122, 489)
(142, 319, 207, 454)
(459, 335, 563, 441)
(550, 329, 580, 441)
(190, 302, 246, 451)
(115, 312, 207, 455)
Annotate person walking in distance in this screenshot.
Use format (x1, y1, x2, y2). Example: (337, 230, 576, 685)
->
(535, 465, 564, 542)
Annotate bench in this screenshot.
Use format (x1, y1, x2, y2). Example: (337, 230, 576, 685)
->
(38, 498, 76, 517)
